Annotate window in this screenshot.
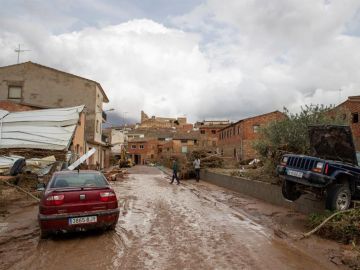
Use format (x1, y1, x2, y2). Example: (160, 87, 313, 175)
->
(140, 145, 144, 149)
(200, 130, 205, 134)
(8, 86, 22, 99)
(253, 125, 260, 133)
(181, 146, 188, 153)
(51, 173, 107, 188)
(211, 130, 216, 134)
(181, 139, 188, 143)
(352, 113, 359, 123)
(131, 145, 136, 149)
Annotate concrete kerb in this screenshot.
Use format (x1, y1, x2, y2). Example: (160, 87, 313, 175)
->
(200, 169, 325, 214)
(155, 165, 172, 177)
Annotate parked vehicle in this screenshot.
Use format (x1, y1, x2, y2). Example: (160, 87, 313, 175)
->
(277, 125, 360, 211)
(38, 170, 119, 238)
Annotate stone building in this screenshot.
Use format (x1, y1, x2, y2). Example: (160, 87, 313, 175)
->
(218, 111, 285, 161)
(140, 110, 188, 129)
(0, 61, 110, 168)
(195, 120, 230, 150)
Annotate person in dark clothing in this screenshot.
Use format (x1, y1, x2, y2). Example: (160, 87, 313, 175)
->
(170, 159, 180, 185)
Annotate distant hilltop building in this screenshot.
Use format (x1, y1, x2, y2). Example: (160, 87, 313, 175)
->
(140, 110, 188, 129)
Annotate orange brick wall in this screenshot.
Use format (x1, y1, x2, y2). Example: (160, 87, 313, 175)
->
(218, 111, 285, 160)
(128, 139, 158, 164)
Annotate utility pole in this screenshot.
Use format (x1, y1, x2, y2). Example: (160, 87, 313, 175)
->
(14, 44, 31, 63)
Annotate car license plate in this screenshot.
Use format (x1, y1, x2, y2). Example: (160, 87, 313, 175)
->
(69, 216, 97, 225)
(287, 169, 303, 178)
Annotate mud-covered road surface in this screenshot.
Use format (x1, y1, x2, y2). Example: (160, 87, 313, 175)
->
(0, 166, 352, 269)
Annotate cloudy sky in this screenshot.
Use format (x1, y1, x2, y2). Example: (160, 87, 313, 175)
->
(1, 0, 360, 124)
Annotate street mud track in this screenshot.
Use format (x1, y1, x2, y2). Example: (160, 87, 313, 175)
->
(0, 166, 349, 269)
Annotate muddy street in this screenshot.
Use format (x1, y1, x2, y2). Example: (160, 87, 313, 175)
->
(0, 166, 349, 270)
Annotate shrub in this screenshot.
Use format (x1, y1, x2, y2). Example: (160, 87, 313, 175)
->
(253, 104, 346, 171)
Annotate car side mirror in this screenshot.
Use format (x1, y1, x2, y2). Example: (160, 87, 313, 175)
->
(36, 183, 46, 191)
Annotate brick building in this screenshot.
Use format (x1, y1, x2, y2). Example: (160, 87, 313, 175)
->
(330, 95, 360, 150)
(128, 139, 158, 165)
(195, 120, 230, 150)
(218, 111, 285, 161)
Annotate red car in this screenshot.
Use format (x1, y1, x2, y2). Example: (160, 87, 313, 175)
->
(38, 170, 119, 238)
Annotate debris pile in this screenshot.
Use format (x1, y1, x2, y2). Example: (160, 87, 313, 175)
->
(188, 150, 224, 168)
(0, 149, 68, 161)
(103, 167, 128, 181)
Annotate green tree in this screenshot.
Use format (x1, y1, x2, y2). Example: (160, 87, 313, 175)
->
(253, 104, 346, 171)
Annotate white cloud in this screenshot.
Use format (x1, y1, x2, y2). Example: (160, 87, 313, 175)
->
(0, 0, 360, 123)
(0, 19, 237, 122)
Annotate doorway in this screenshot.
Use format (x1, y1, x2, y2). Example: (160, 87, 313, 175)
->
(134, 154, 141, 165)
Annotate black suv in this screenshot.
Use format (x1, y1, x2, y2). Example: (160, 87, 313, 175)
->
(277, 125, 360, 210)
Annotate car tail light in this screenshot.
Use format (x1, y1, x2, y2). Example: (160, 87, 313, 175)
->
(45, 194, 65, 206)
(100, 191, 116, 202)
(312, 162, 324, 173)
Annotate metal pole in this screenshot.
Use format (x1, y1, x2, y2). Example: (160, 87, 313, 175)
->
(17, 44, 20, 63)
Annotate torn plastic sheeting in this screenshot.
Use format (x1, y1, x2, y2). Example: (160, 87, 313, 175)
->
(0, 106, 83, 125)
(0, 155, 23, 169)
(0, 105, 84, 151)
(26, 156, 56, 167)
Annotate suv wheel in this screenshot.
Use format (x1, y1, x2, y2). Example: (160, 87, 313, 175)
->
(282, 180, 301, 201)
(326, 184, 351, 211)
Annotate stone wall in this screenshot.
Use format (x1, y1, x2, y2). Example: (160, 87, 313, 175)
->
(201, 170, 325, 214)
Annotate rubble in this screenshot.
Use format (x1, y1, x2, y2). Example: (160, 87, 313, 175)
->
(0, 156, 23, 175)
(188, 150, 224, 168)
(103, 167, 128, 181)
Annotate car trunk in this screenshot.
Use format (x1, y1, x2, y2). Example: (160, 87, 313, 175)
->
(41, 187, 117, 215)
(308, 125, 357, 165)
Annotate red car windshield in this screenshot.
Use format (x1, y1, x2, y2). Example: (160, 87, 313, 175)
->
(50, 173, 108, 188)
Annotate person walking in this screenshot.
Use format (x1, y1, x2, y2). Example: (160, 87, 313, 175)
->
(193, 157, 201, 182)
(170, 159, 180, 185)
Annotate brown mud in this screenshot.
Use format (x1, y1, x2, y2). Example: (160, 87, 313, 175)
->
(0, 166, 357, 269)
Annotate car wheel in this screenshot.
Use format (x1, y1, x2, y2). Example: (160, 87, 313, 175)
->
(40, 230, 50, 239)
(108, 223, 117, 231)
(282, 180, 301, 201)
(326, 184, 351, 211)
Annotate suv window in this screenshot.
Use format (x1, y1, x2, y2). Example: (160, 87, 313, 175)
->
(357, 152, 360, 166)
(51, 173, 107, 188)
